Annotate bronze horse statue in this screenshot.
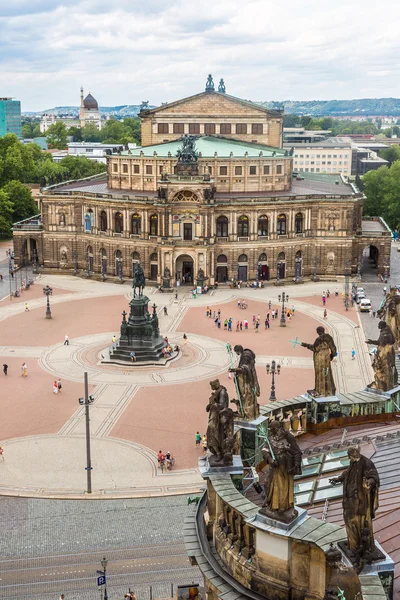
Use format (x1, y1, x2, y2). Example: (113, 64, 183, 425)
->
(133, 263, 146, 297)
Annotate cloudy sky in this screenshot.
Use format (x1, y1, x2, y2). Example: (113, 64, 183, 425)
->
(1, 0, 399, 111)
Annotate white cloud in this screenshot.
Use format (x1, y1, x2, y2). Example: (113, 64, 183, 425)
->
(0, 0, 399, 110)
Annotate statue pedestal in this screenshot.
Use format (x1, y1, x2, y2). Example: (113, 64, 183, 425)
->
(341, 540, 394, 599)
(198, 455, 243, 479)
(252, 506, 308, 532)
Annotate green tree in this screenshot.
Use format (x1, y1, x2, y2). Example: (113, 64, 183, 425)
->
(82, 123, 102, 142)
(363, 161, 400, 229)
(122, 117, 141, 145)
(392, 125, 400, 137)
(0, 190, 14, 237)
(68, 126, 83, 142)
(380, 145, 400, 165)
(0, 134, 35, 186)
(321, 117, 333, 130)
(2, 180, 37, 223)
(59, 155, 106, 180)
(46, 122, 68, 149)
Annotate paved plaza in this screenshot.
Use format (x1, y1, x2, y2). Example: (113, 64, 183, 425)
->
(0, 263, 375, 499)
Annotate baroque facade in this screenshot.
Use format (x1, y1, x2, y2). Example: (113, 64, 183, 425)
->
(13, 78, 391, 283)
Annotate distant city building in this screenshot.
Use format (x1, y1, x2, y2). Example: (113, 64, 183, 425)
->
(79, 87, 102, 130)
(283, 138, 353, 176)
(283, 127, 331, 144)
(22, 137, 48, 150)
(0, 97, 22, 138)
(67, 142, 126, 164)
(40, 113, 80, 133)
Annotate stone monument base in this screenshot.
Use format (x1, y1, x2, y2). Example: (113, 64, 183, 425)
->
(198, 455, 243, 478)
(339, 540, 386, 569)
(252, 506, 307, 532)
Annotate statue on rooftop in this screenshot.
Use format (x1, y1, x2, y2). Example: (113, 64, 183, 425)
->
(301, 326, 337, 397)
(206, 379, 234, 466)
(365, 320, 398, 391)
(176, 135, 199, 163)
(259, 421, 302, 523)
(205, 74, 215, 92)
(377, 288, 400, 347)
(330, 447, 384, 569)
(139, 100, 149, 111)
(218, 78, 226, 93)
(229, 345, 260, 420)
(132, 262, 145, 297)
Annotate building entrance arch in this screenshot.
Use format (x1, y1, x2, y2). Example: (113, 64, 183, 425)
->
(22, 238, 38, 263)
(175, 254, 194, 285)
(361, 244, 381, 278)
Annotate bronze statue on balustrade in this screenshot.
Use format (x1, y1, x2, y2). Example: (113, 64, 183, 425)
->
(365, 320, 398, 391)
(206, 379, 234, 466)
(301, 326, 337, 397)
(229, 345, 260, 420)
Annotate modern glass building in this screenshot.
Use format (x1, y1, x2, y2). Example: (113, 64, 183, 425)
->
(0, 97, 22, 138)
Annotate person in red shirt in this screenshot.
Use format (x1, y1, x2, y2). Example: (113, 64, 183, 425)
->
(157, 450, 165, 467)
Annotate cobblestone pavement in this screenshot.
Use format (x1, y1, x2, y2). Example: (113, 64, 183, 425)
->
(0, 272, 374, 498)
(0, 495, 200, 599)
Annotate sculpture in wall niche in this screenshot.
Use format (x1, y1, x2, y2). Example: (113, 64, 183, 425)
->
(229, 345, 260, 420)
(197, 268, 205, 280)
(330, 447, 384, 570)
(301, 326, 337, 397)
(206, 379, 235, 466)
(259, 421, 302, 523)
(365, 320, 398, 391)
(60, 249, 68, 263)
(378, 288, 400, 347)
(163, 266, 171, 278)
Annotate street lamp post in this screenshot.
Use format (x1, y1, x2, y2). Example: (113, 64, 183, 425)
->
(43, 285, 53, 319)
(79, 372, 94, 494)
(73, 250, 78, 276)
(278, 292, 289, 327)
(100, 556, 108, 600)
(266, 361, 281, 401)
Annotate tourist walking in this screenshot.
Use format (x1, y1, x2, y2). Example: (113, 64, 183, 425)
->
(3, 364, 8, 376)
(240, 321, 243, 331)
(351, 348, 356, 360)
(324, 308, 328, 319)
(57, 378, 62, 392)
(195, 432, 201, 447)
(268, 300, 272, 310)
(236, 320, 240, 332)
(163, 306, 168, 316)
(130, 351, 136, 362)
(64, 334, 69, 345)
(202, 435, 208, 455)
(21, 362, 27, 377)
(183, 333, 188, 345)
(291, 304, 295, 315)
(255, 321, 259, 333)
(25, 303, 29, 312)
(53, 380, 58, 394)
(0, 445, 4, 462)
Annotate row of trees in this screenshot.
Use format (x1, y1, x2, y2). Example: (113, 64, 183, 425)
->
(363, 159, 400, 230)
(0, 134, 106, 237)
(44, 118, 141, 149)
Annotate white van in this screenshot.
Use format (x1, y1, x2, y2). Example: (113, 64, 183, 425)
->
(359, 299, 372, 312)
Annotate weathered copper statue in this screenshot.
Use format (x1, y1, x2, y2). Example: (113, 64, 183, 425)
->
(377, 288, 400, 346)
(229, 345, 260, 420)
(366, 320, 398, 391)
(330, 447, 383, 568)
(206, 380, 234, 466)
(301, 326, 337, 397)
(259, 421, 302, 523)
(176, 135, 199, 163)
(133, 262, 145, 297)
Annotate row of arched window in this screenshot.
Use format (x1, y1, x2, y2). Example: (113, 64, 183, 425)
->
(216, 213, 304, 237)
(82, 211, 304, 237)
(86, 246, 158, 263)
(216, 251, 301, 263)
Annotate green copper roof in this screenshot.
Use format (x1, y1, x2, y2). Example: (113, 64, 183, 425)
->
(123, 136, 288, 159)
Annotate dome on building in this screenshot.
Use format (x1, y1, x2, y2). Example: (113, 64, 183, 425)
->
(84, 93, 98, 109)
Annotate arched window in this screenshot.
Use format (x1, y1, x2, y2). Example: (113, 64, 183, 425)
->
(258, 215, 268, 237)
(131, 214, 141, 235)
(59, 213, 66, 226)
(100, 211, 107, 232)
(150, 253, 158, 261)
(277, 252, 285, 261)
(295, 250, 302, 259)
(115, 249, 123, 277)
(84, 209, 93, 232)
(132, 251, 140, 262)
(115, 212, 124, 233)
(238, 254, 248, 263)
(259, 253, 267, 262)
(216, 216, 228, 237)
(277, 214, 286, 235)
(237, 215, 249, 237)
(150, 215, 158, 236)
(100, 248, 107, 276)
(295, 212, 304, 234)
(216, 254, 228, 263)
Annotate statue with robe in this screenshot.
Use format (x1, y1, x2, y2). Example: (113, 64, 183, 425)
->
(229, 345, 260, 420)
(259, 421, 302, 523)
(206, 379, 234, 466)
(330, 447, 384, 568)
(377, 289, 400, 347)
(301, 326, 337, 397)
(366, 320, 398, 391)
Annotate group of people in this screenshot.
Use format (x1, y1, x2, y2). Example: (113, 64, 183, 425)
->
(205, 303, 296, 333)
(195, 431, 208, 455)
(53, 379, 62, 393)
(157, 449, 175, 470)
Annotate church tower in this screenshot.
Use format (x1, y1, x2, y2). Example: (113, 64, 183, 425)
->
(79, 86, 85, 128)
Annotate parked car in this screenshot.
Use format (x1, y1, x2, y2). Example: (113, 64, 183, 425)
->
(356, 292, 366, 303)
(359, 299, 372, 312)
